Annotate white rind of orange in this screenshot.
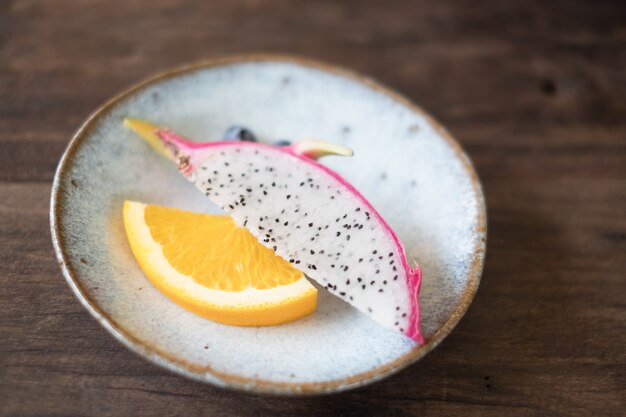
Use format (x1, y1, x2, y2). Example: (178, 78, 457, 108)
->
(123, 201, 317, 326)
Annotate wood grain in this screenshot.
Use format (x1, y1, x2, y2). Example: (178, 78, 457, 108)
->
(1, 0, 624, 416)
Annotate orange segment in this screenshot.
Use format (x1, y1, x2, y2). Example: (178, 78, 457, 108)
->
(123, 201, 317, 326)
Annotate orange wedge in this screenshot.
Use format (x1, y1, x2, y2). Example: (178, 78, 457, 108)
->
(123, 201, 317, 326)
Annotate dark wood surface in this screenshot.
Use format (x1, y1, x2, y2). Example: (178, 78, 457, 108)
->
(1, 1, 624, 415)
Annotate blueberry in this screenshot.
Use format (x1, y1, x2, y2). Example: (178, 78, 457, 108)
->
(223, 125, 257, 142)
(273, 139, 292, 146)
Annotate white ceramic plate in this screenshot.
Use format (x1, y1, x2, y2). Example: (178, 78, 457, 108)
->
(50, 55, 486, 395)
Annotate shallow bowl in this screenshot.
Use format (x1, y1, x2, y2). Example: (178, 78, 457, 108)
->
(50, 54, 486, 395)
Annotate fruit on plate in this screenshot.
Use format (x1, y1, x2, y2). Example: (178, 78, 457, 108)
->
(123, 200, 317, 326)
(125, 119, 423, 343)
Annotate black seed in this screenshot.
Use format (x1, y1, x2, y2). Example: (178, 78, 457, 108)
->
(326, 283, 332, 288)
(336, 218, 340, 222)
(275, 218, 279, 223)
(393, 266, 397, 271)
(383, 280, 387, 285)
(229, 205, 234, 209)
(259, 226, 264, 230)
(289, 259, 294, 263)
(265, 234, 270, 238)
(295, 260, 301, 264)
(350, 296, 354, 301)
(307, 178, 313, 182)
(213, 170, 218, 175)
(376, 270, 380, 274)
(311, 265, 317, 270)
(243, 220, 248, 226)
(346, 235, 351, 241)
(308, 223, 313, 227)
(362, 285, 366, 289)
(396, 307, 400, 311)
(367, 307, 373, 313)
(286, 195, 291, 199)
(365, 211, 370, 216)
(340, 292, 346, 296)
(395, 321, 399, 326)
(372, 250, 377, 254)
(263, 190, 268, 196)
(272, 182, 276, 187)
(284, 221, 288, 226)
(402, 313, 407, 317)
(346, 280, 350, 285)
(310, 250, 315, 255)
(272, 246, 277, 251)
(358, 225, 363, 229)
(390, 260, 394, 265)
(370, 281, 375, 285)
(393, 275, 398, 280)
(336, 231, 341, 237)
(330, 196, 335, 199)
(300, 182, 305, 186)
(343, 266, 349, 272)
(331, 264, 335, 268)
(263, 239, 269, 242)
(379, 256, 383, 260)
(357, 277, 362, 282)
(358, 258, 363, 262)
(355, 207, 361, 212)
(389, 252, 393, 257)
(246, 188, 252, 192)
(378, 289, 383, 293)
(343, 214, 347, 219)
(224, 162, 229, 166)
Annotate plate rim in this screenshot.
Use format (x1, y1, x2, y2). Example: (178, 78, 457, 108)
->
(50, 53, 487, 395)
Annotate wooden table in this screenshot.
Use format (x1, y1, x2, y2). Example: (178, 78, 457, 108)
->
(1, 1, 624, 415)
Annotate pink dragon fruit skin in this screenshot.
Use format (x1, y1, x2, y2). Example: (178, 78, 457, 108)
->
(140, 125, 423, 343)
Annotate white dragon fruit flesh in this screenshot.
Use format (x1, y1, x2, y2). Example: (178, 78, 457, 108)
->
(126, 119, 423, 343)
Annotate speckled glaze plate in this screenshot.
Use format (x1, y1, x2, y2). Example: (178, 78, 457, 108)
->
(50, 54, 486, 395)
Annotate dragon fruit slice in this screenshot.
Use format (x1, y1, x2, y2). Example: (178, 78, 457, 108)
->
(125, 119, 423, 343)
